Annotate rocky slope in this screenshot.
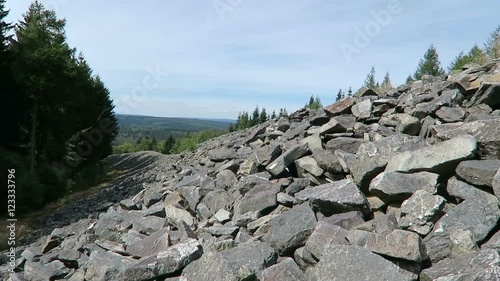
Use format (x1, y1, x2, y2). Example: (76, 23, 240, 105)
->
(2, 59, 500, 280)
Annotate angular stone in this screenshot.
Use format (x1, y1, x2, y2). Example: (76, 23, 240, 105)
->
(126, 229, 170, 258)
(348, 229, 428, 262)
(324, 97, 355, 116)
(399, 190, 446, 236)
(204, 226, 239, 236)
(295, 180, 370, 216)
(220, 242, 277, 278)
(324, 137, 366, 155)
(308, 245, 415, 281)
(25, 260, 70, 281)
(85, 251, 133, 281)
(295, 156, 324, 177)
(305, 222, 349, 259)
(351, 99, 373, 119)
(208, 148, 236, 162)
(455, 159, 500, 187)
(431, 118, 500, 159)
(311, 149, 344, 174)
(214, 209, 231, 223)
(118, 239, 203, 281)
(320, 211, 365, 230)
(420, 249, 500, 281)
(394, 113, 421, 135)
(285, 178, 310, 195)
(234, 184, 279, 217)
(165, 205, 194, 226)
(262, 203, 317, 255)
(277, 192, 297, 207)
(200, 190, 234, 214)
(435, 106, 466, 122)
(368, 171, 439, 203)
(465, 81, 500, 109)
(42, 229, 66, 253)
(182, 251, 254, 281)
(352, 134, 425, 189)
(249, 143, 282, 167)
(261, 258, 306, 281)
(495, 168, 500, 201)
(423, 194, 500, 262)
(318, 119, 347, 135)
(385, 135, 477, 174)
(353, 213, 398, 235)
(216, 170, 238, 189)
(450, 229, 478, 257)
(266, 143, 309, 176)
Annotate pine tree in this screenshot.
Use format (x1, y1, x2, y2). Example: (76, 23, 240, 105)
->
(413, 44, 446, 80)
(406, 74, 414, 84)
(336, 89, 343, 101)
(381, 71, 392, 91)
(449, 44, 488, 72)
(364, 66, 377, 89)
(251, 106, 260, 126)
(485, 25, 500, 59)
(347, 87, 353, 97)
(161, 135, 176, 154)
(259, 108, 267, 124)
(271, 110, 277, 120)
(0, 0, 12, 53)
(306, 95, 315, 108)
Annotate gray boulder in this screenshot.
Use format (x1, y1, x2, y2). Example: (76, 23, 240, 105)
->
(234, 184, 279, 217)
(305, 222, 349, 259)
(266, 143, 309, 176)
(181, 251, 254, 281)
(220, 242, 277, 278)
(399, 190, 446, 236)
(307, 245, 416, 281)
(455, 159, 500, 187)
(368, 171, 439, 203)
(351, 99, 373, 119)
(295, 180, 370, 216)
(261, 258, 306, 281)
(385, 135, 477, 174)
(262, 203, 317, 255)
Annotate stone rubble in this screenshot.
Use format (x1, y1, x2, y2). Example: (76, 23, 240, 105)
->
(3, 60, 500, 280)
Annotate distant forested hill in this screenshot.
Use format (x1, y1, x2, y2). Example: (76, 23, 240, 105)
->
(115, 114, 233, 146)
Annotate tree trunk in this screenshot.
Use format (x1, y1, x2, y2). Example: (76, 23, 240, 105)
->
(29, 98, 38, 172)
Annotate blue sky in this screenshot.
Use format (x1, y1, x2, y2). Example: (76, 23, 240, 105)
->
(5, 0, 499, 119)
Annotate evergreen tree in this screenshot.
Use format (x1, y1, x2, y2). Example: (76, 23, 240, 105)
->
(259, 108, 267, 124)
(347, 87, 353, 97)
(251, 106, 260, 126)
(413, 44, 445, 80)
(449, 45, 488, 72)
(271, 110, 277, 120)
(336, 89, 343, 101)
(406, 74, 414, 84)
(364, 66, 377, 89)
(161, 135, 175, 154)
(381, 71, 392, 92)
(306, 95, 315, 108)
(485, 25, 500, 59)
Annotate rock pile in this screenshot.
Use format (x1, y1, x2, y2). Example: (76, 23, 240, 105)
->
(3, 60, 500, 280)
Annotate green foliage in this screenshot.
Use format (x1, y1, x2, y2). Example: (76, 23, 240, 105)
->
(336, 89, 344, 101)
(449, 45, 487, 72)
(0, 1, 118, 214)
(381, 71, 392, 91)
(171, 130, 226, 153)
(406, 74, 414, 84)
(306, 95, 323, 109)
(413, 44, 446, 80)
(364, 66, 377, 89)
(347, 87, 353, 97)
(485, 25, 500, 59)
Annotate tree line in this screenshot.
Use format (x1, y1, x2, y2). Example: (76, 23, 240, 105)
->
(0, 1, 118, 213)
(362, 25, 500, 90)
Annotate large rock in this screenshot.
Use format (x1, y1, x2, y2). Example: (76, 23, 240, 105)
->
(220, 242, 277, 278)
(181, 251, 254, 281)
(294, 156, 324, 177)
(305, 222, 349, 259)
(294, 180, 370, 216)
(465, 81, 500, 109)
(208, 148, 236, 162)
(261, 258, 306, 281)
(455, 159, 500, 187)
(399, 190, 446, 236)
(420, 249, 500, 281)
(85, 251, 133, 281)
(307, 245, 416, 281)
(423, 193, 500, 262)
(385, 135, 477, 174)
(266, 143, 309, 176)
(351, 134, 425, 189)
(347, 229, 428, 262)
(351, 99, 373, 119)
(324, 97, 355, 116)
(431, 118, 500, 159)
(234, 184, 279, 217)
(435, 106, 466, 122)
(262, 203, 317, 255)
(324, 137, 366, 154)
(368, 171, 439, 203)
(126, 229, 170, 258)
(318, 119, 347, 135)
(118, 239, 202, 281)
